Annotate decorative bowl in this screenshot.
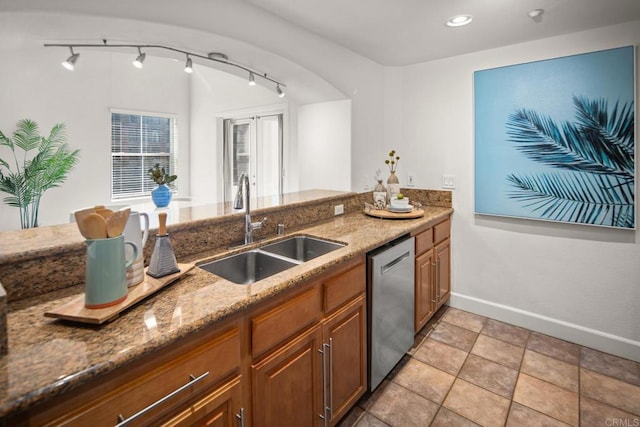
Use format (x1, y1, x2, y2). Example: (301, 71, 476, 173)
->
(390, 197, 410, 208)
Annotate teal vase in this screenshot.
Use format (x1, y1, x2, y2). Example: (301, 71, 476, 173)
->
(151, 184, 172, 208)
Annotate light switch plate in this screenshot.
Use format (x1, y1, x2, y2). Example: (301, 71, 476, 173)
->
(442, 174, 456, 189)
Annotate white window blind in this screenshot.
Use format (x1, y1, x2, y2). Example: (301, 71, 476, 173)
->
(111, 111, 178, 199)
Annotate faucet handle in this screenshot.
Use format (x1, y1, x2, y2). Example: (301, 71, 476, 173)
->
(251, 217, 267, 230)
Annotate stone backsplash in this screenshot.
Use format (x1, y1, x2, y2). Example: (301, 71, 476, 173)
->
(0, 189, 451, 304)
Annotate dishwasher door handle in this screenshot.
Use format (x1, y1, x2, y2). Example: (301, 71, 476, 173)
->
(380, 251, 411, 275)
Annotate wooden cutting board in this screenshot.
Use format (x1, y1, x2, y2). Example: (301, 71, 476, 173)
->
(364, 207, 425, 219)
(45, 263, 195, 325)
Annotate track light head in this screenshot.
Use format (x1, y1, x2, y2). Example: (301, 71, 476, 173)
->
(62, 47, 79, 71)
(276, 84, 285, 98)
(249, 72, 256, 86)
(133, 48, 146, 69)
(184, 56, 193, 74)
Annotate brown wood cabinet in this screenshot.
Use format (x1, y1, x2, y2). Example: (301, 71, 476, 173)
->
(14, 256, 367, 427)
(250, 256, 366, 427)
(163, 375, 244, 427)
(322, 295, 366, 425)
(252, 324, 325, 427)
(414, 217, 451, 333)
(12, 321, 244, 427)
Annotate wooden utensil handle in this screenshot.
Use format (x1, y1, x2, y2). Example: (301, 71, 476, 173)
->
(158, 212, 167, 235)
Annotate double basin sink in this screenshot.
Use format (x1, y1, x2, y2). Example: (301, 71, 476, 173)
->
(198, 235, 345, 285)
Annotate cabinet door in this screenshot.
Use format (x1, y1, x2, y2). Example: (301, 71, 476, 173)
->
(252, 325, 324, 427)
(323, 295, 367, 426)
(162, 376, 244, 427)
(415, 250, 435, 332)
(435, 239, 451, 308)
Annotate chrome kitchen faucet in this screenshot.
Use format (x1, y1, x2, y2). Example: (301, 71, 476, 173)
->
(234, 173, 267, 244)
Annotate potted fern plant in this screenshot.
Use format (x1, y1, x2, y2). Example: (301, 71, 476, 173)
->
(0, 119, 80, 229)
(147, 163, 177, 207)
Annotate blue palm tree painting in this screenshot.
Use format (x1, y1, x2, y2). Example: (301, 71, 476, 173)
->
(474, 46, 635, 229)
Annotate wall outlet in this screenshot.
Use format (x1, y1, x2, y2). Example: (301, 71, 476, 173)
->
(334, 204, 344, 215)
(442, 174, 456, 189)
(363, 176, 371, 191)
(407, 172, 416, 187)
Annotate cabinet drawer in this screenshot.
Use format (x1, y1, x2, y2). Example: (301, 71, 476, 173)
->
(324, 263, 365, 314)
(434, 219, 450, 245)
(252, 285, 322, 359)
(415, 228, 434, 255)
(34, 327, 241, 427)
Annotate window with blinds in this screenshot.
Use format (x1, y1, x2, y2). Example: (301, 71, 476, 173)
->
(111, 111, 178, 199)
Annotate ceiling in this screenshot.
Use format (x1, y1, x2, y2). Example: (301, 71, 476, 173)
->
(245, 0, 640, 66)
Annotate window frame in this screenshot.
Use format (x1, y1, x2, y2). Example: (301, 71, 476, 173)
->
(110, 109, 178, 201)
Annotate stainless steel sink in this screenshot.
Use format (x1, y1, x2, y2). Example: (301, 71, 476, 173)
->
(198, 250, 298, 285)
(260, 235, 345, 262)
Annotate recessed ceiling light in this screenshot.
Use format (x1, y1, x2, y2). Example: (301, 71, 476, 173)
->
(446, 14, 473, 27)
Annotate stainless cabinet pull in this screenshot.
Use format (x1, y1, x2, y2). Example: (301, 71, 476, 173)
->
(328, 337, 334, 420)
(115, 371, 209, 426)
(436, 258, 441, 302)
(235, 407, 245, 427)
(318, 346, 328, 427)
(431, 261, 437, 304)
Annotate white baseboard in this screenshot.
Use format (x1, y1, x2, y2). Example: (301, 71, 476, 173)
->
(449, 292, 640, 363)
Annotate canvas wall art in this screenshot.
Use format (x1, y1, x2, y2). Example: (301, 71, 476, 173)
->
(474, 46, 635, 229)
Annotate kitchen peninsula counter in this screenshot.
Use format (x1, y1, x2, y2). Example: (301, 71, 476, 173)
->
(0, 193, 452, 418)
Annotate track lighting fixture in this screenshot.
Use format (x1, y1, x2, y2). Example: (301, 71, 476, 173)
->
(62, 47, 79, 71)
(45, 40, 286, 93)
(133, 47, 146, 69)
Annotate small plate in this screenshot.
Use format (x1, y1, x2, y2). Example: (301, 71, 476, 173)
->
(387, 206, 413, 213)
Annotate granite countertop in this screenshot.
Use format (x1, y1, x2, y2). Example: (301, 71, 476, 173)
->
(0, 207, 452, 417)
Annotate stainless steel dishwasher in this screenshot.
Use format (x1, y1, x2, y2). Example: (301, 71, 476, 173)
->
(367, 235, 415, 391)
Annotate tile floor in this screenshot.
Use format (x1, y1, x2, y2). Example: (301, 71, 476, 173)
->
(339, 306, 640, 427)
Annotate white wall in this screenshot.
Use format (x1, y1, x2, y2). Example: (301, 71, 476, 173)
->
(189, 67, 289, 204)
(0, 10, 363, 230)
(387, 21, 640, 361)
(298, 100, 352, 191)
(0, 39, 190, 230)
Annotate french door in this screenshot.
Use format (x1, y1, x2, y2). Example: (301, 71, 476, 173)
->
(222, 114, 283, 202)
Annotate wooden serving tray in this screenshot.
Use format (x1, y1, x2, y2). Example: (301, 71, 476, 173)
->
(364, 207, 425, 219)
(45, 263, 195, 325)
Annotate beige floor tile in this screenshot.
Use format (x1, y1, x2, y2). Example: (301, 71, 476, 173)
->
(354, 412, 390, 427)
(471, 334, 524, 370)
(527, 332, 580, 365)
(506, 402, 571, 427)
(431, 407, 480, 427)
(481, 319, 530, 348)
(441, 308, 487, 333)
(513, 373, 579, 426)
(458, 353, 519, 398)
(368, 381, 439, 427)
(580, 346, 640, 387)
(581, 368, 640, 416)
(429, 320, 478, 352)
(391, 358, 455, 404)
(338, 406, 365, 427)
(407, 332, 428, 356)
(521, 349, 579, 392)
(443, 379, 510, 427)
(412, 338, 469, 375)
(580, 396, 640, 427)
